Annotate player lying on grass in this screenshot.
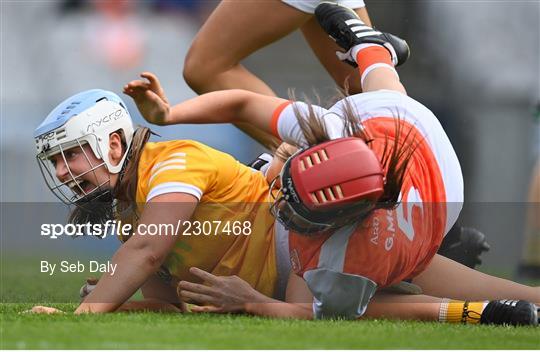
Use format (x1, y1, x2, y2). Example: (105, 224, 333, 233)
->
(122, 3, 540, 324)
(33, 88, 286, 315)
(31, 87, 538, 325)
(32, 88, 480, 319)
(30, 89, 485, 322)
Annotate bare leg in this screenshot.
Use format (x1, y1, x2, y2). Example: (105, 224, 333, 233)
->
(287, 271, 443, 322)
(412, 254, 540, 303)
(183, 0, 311, 148)
(184, 0, 310, 95)
(184, 0, 310, 93)
(361, 68, 406, 95)
(301, 7, 372, 94)
(365, 293, 441, 321)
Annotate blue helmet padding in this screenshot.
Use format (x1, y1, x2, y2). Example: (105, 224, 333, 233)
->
(34, 89, 127, 137)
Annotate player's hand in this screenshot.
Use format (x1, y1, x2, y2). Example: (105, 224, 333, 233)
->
(123, 72, 171, 126)
(177, 267, 260, 313)
(24, 306, 64, 314)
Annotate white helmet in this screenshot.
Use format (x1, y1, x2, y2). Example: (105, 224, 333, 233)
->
(35, 89, 135, 204)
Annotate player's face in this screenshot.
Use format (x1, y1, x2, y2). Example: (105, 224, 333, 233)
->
(49, 144, 113, 197)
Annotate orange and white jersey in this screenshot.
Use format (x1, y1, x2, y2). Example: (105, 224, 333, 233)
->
(135, 140, 278, 298)
(271, 89, 463, 233)
(271, 90, 463, 318)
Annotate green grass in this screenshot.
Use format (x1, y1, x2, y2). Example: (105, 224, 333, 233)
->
(2, 256, 539, 349)
(1, 303, 539, 349)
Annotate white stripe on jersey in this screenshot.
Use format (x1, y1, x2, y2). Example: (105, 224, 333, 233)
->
(149, 152, 188, 185)
(146, 181, 203, 202)
(318, 224, 356, 271)
(151, 152, 186, 171)
(151, 159, 186, 173)
(149, 165, 186, 185)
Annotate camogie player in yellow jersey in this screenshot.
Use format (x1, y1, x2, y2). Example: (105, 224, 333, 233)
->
(34, 89, 280, 313)
(33, 87, 538, 325)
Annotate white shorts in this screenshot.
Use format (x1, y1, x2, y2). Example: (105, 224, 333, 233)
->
(281, 0, 365, 14)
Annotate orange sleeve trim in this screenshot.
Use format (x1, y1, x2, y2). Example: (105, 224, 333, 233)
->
(270, 101, 292, 139)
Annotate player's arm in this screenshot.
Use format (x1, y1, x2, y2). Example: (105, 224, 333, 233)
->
(177, 268, 313, 319)
(74, 192, 198, 314)
(124, 72, 286, 137)
(244, 272, 313, 319)
(167, 89, 285, 132)
(114, 299, 183, 313)
(115, 273, 186, 313)
(79, 273, 186, 313)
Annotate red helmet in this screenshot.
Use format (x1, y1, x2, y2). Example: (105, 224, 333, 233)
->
(271, 137, 384, 234)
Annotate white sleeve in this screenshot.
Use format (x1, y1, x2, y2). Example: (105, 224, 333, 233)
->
(275, 102, 345, 148)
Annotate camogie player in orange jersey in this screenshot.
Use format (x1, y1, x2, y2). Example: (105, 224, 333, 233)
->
(32, 88, 492, 320)
(123, 3, 539, 324)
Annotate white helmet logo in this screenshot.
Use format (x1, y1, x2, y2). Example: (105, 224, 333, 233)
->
(86, 109, 124, 133)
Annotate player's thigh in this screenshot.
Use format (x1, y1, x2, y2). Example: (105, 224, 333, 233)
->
(300, 7, 371, 93)
(185, 0, 310, 73)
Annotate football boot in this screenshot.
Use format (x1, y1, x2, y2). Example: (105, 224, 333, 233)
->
(315, 2, 409, 67)
(480, 300, 539, 326)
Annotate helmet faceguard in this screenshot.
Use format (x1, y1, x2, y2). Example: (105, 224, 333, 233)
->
(34, 89, 135, 206)
(270, 137, 385, 235)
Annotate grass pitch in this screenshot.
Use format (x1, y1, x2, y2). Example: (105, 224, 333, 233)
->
(1, 303, 539, 349)
(1, 256, 539, 349)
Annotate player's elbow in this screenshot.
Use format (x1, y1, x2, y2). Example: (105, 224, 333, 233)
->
(231, 90, 259, 122)
(121, 240, 167, 271)
(140, 251, 165, 270)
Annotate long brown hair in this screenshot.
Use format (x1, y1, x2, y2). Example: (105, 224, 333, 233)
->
(113, 126, 152, 241)
(289, 91, 421, 219)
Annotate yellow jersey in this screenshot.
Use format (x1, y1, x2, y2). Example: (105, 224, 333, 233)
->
(135, 140, 277, 297)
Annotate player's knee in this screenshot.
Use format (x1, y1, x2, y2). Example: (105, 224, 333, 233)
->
(183, 48, 222, 94)
(183, 52, 205, 93)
